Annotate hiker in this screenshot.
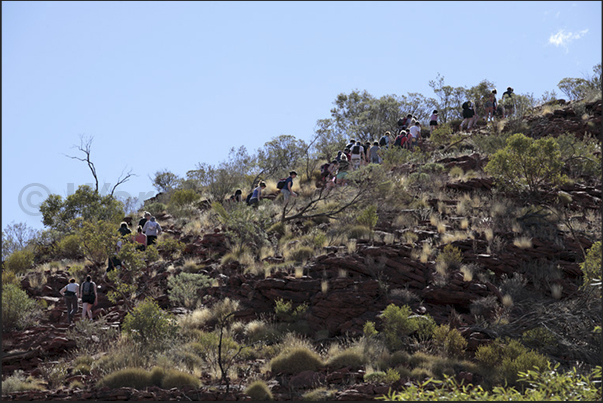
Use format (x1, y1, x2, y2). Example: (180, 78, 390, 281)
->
(379, 131, 390, 149)
(336, 155, 350, 186)
(460, 101, 475, 131)
(229, 189, 243, 203)
(59, 278, 80, 324)
(428, 110, 438, 138)
(491, 89, 498, 116)
(364, 141, 371, 165)
(281, 171, 298, 204)
(369, 141, 381, 164)
(404, 114, 413, 129)
(80, 275, 97, 320)
(335, 150, 344, 162)
(138, 211, 150, 229)
(248, 181, 266, 207)
(350, 141, 365, 170)
(501, 87, 514, 118)
(409, 121, 422, 150)
(393, 130, 407, 149)
(142, 216, 162, 246)
(325, 160, 339, 190)
(484, 92, 495, 122)
(107, 240, 122, 272)
(118, 221, 131, 237)
(134, 225, 147, 251)
(346, 138, 356, 150)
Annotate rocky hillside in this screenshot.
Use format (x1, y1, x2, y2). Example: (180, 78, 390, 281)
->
(2, 99, 601, 401)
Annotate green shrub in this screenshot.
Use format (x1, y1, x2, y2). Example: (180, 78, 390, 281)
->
(429, 123, 453, 147)
(484, 133, 566, 193)
(170, 189, 201, 207)
(55, 234, 82, 259)
(432, 324, 467, 358)
(5, 249, 34, 274)
(475, 337, 550, 386)
(274, 299, 308, 323)
(167, 272, 213, 309)
(97, 367, 152, 389)
(245, 380, 273, 401)
(364, 368, 401, 384)
(161, 369, 201, 389)
(75, 219, 121, 266)
(156, 236, 185, 260)
(380, 304, 418, 351)
(270, 347, 324, 374)
(383, 363, 602, 400)
(363, 321, 378, 337)
(521, 327, 557, 349)
(145, 202, 167, 214)
(121, 297, 178, 350)
(326, 348, 367, 369)
(357, 205, 378, 230)
(2, 283, 40, 330)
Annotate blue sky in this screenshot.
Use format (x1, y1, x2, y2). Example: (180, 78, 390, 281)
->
(2, 1, 601, 232)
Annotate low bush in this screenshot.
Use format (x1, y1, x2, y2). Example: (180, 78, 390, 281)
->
(167, 272, 213, 309)
(121, 297, 178, 351)
(5, 249, 34, 274)
(270, 347, 324, 374)
(2, 283, 40, 331)
(160, 369, 201, 389)
(97, 367, 152, 389)
(245, 380, 273, 401)
(364, 368, 401, 384)
(326, 348, 367, 370)
(1, 370, 45, 394)
(432, 324, 467, 358)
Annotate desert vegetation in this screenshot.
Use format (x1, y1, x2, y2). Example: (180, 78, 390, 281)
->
(2, 68, 601, 400)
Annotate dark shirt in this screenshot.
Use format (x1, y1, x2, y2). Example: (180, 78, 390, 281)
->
(118, 227, 131, 236)
(284, 176, 294, 190)
(138, 218, 147, 228)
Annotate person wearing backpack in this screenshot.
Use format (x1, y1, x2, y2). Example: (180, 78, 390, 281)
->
(142, 216, 162, 246)
(60, 278, 80, 324)
(379, 131, 390, 149)
(248, 181, 266, 207)
(460, 101, 475, 131)
(80, 275, 97, 321)
(280, 171, 298, 205)
(350, 141, 365, 170)
(369, 141, 381, 164)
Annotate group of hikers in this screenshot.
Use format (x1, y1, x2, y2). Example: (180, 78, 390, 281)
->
(59, 89, 516, 322)
(460, 87, 515, 131)
(228, 87, 515, 204)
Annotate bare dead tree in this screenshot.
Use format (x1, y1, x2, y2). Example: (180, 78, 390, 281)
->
(64, 134, 136, 196)
(280, 174, 376, 223)
(65, 135, 99, 192)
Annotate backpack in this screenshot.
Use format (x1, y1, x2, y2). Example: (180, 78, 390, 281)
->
(320, 163, 330, 178)
(245, 192, 253, 205)
(397, 118, 405, 127)
(276, 178, 287, 189)
(462, 101, 470, 110)
(351, 144, 361, 155)
(82, 281, 93, 296)
(379, 136, 387, 147)
(393, 135, 403, 147)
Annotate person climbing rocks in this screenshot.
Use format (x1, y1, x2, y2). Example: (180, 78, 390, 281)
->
(59, 277, 80, 324)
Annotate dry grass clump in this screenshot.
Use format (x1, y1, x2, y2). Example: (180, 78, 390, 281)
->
(97, 367, 152, 389)
(269, 346, 324, 374)
(245, 380, 273, 401)
(325, 346, 367, 369)
(302, 387, 337, 401)
(1, 370, 46, 394)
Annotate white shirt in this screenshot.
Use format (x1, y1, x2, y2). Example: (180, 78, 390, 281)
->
(409, 126, 421, 138)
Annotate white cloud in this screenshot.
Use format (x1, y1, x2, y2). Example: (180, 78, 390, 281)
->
(549, 29, 589, 48)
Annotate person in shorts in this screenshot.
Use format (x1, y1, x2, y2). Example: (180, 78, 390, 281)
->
(281, 171, 298, 205)
(428, 110, 438, 138)
(80, 275, 98, 320)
